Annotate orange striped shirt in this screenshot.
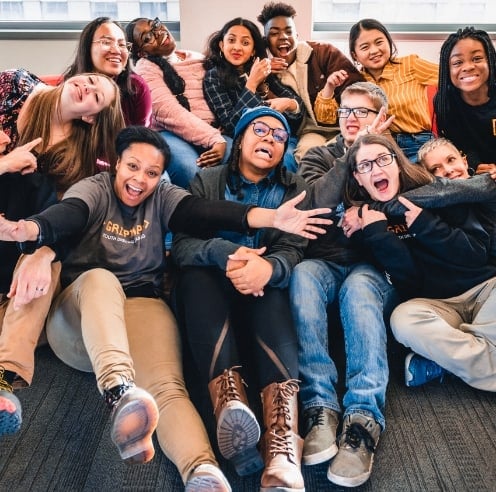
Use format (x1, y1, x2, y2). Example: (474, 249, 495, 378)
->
(361, 54, 438, 134)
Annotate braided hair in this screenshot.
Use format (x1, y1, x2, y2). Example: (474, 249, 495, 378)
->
(125, 18, 190, 111)
(434, 26, 496, 134)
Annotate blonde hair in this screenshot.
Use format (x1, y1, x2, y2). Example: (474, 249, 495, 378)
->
(417, 137, 462, 168)
(18, 73, 125, 192)
(340, 81, 389, 112)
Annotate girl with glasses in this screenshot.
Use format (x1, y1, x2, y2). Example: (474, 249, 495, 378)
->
(172, 107, 310, 491)
(64, 17, 152, 128)
(126, 17, 229, 189)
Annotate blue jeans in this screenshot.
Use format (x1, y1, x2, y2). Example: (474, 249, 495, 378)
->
(159, 130, 233, 189)
(289, 260, 399, 429)
(394, 131, 434, 163)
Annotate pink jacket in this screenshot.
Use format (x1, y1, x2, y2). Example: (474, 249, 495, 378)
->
(135, 50, 225, 149)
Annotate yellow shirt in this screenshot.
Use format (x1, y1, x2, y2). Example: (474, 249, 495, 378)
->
(361, 54, 438, 134)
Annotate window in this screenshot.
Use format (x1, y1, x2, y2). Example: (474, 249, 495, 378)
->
(313, 0, 496, 25)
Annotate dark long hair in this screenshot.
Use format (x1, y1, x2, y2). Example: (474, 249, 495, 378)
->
(349, 18, 398, 66)
(203, 17, 268, 90)
(434, 27, 496, 135)
(342, 134, 433, 207)
(125, 18, 190, 111)
(64, 17, 135, 97)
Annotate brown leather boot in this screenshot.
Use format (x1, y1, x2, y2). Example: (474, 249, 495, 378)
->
(208, 367, 263, 476)
(260, 380, 305, 492)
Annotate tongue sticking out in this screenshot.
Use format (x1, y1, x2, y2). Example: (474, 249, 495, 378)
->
(375, 179, 388, 192)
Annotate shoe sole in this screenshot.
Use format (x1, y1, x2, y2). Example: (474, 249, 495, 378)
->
(404, 352, 416, 387)
(110, 390, 159, 465)
(0, 392, 22, 436)
(327, 456, 374, 488)
(217, 402, 261, 475)
(303, 442, 338, 465)
(185, 473, 231, 492)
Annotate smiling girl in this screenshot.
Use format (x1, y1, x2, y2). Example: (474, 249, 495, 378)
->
(349, 18, 438, 161)
(434, 27, 496, 175)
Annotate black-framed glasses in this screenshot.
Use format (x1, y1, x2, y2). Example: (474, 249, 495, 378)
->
(251, 121, 289, 143)
(337, 107, 379, 118)
(92, 37, 132, 53)
(355, 153, 396, 174)
(139, 17, 164, 47)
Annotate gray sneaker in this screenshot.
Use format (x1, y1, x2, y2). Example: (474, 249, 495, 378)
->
(302, 406, 339, 465)
(327, 413, 381, 487)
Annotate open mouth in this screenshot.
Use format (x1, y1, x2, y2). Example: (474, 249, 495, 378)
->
(126, 183, 143, 198)
(277, 44, 291, 56)
(374, 178, 389, 192)
(255, 147, 273, 159)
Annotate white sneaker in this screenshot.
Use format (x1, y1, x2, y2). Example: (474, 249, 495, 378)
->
(185, 463, 232, 492)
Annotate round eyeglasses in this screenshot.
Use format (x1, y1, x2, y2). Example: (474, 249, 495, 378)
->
(139, 17, 165, 48)
(355, 153, 396, 174)
(338, 107, 379, 118)
(251, 121, 289, 143)
(92, 37, 132, 53)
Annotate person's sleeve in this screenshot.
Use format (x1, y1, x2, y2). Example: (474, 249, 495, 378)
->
(130, 73, 153, 127)
(309, 154, 348, 209)
(203, 69, 264, 136)
(298, 146, 335, 184)
(18, 198, 89, 253)
(412, 55, 439, 86)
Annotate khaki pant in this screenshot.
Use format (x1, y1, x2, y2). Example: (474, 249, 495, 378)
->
(294, 129, 339, 163)
(391, 277, 496, 391)
(0, 257, 61, 386)
(45, 268, 217, 483)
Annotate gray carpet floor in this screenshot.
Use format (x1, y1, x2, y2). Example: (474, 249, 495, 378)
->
(1, 344, 495, 491)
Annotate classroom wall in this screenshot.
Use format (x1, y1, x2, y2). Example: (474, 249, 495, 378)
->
(0, 0, 445, 75)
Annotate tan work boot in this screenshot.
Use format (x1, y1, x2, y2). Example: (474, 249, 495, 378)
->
(260, 380, 305, 492)
(208, 367, 262, 476)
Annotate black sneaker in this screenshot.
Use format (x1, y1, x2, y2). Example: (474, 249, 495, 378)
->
(405, 352, 446, 387)
(104, 383, 159, 464)
(327, 413, 380, 487)
(302, 406, 339, 465)
(0, 367, 22, 437)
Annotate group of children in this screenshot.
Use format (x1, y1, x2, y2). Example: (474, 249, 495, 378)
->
(1, 2, 496, 491)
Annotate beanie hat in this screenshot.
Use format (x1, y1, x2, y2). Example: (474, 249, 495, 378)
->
(233, 106, 291, 150)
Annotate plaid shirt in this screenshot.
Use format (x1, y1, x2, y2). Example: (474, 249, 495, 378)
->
(203, 66, 304, 137)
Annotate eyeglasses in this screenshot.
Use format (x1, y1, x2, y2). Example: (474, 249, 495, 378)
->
(139, 17, 164, 47)
(93, 37, 132, 53)
(251, 121, 289, 143)
(337, 107, 379, 118)
(355, 153, 396, 174)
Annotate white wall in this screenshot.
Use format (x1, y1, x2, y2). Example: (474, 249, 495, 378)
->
(0, 0, 446, 74)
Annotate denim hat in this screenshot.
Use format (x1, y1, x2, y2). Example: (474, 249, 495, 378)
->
(233, 106, 291, 150)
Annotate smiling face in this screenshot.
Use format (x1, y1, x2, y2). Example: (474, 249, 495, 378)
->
(60, 74, 116, 123)
(113, 142, 164, 207)
(352, 28, 391, 78)
(133, 17, 176, 58)
(339, 92, 383, 146)
(449, 38, 489, 100)
(420, 143, 469, 179)
(264, 15, 298, 64)
(219, 25, 255, 68)
(90, 22, 129, 77)
(238, 115, 286, 182)
(353, 143, 400, 202)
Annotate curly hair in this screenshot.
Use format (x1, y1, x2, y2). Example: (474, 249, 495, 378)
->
(434, 27, 496, 136)
(203, 18, 267, 90)
(257, 2, 296, 25)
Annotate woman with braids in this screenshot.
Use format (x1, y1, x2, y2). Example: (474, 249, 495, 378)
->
(203, 17, 304, 174)
(64, 17, 152, 127)
(434, 27, 496, 175)
(126, 17, 228, 189)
